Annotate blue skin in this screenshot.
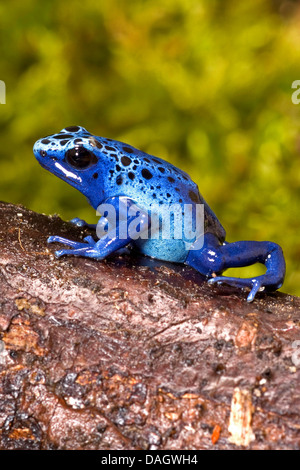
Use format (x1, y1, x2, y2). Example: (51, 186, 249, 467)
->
(33, 126, 285, 302)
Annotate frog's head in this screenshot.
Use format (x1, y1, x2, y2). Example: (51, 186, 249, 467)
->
(33, 126, 105, 208)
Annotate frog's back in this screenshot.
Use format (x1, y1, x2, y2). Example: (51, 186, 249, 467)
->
(95, 137, 226, 248)
(98, 137, 196, 205)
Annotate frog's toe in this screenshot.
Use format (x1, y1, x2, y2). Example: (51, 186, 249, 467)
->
(54, 247, 87, 258)
(55, 249, 68, 258)
(47, 235, 73, 245)
(208, 276, 264, 302)
(47, 235, 86, 249)
(70, 217, 86, 227)
(208, 276, 249, 288)
(48, 235, 64, 243)
(69, 218, 97, 230)
(83, 235, 96, 245)
(246, 280, 263, 303)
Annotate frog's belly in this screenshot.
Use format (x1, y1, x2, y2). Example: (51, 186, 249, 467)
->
(132, 203, 204, 263)
(134, 238, 188, 263)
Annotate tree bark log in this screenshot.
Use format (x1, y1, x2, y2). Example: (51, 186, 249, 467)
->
(0, 201, 299, 450)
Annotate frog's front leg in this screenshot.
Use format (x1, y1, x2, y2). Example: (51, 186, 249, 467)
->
(186, 233, 285, 302)
(48, 196, 150, 260)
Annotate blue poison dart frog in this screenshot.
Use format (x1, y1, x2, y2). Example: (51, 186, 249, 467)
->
(33, 126, 285, 302)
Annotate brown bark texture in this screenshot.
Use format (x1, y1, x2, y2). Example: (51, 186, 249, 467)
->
(0, 200, 299, 450)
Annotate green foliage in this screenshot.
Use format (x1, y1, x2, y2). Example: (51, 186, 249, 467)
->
(0, 0, 300, 295)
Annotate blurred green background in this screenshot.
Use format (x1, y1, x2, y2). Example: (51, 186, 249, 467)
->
(0, 0, 300, 296)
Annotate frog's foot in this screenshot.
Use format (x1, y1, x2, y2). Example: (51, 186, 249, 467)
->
(209, 240, 285, 302)
(69, 218, 97, 229)
(47, 197, 151, 262)
(208, 276, 264, 302)
(186, 234, 285, 302)
(48, 235, 98, 258)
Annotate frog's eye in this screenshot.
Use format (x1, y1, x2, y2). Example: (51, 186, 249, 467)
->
(65, 146, 97, 169)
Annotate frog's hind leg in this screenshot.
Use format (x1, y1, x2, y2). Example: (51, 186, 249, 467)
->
(186, 234, 286, 302)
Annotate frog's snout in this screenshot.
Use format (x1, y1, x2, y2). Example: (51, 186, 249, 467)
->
(33, 139, 44, 159)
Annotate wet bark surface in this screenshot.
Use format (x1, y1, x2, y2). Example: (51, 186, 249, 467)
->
(0, 200, 299, 450)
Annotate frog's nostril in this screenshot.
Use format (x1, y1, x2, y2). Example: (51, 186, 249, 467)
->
(40, 150, 47, 157)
